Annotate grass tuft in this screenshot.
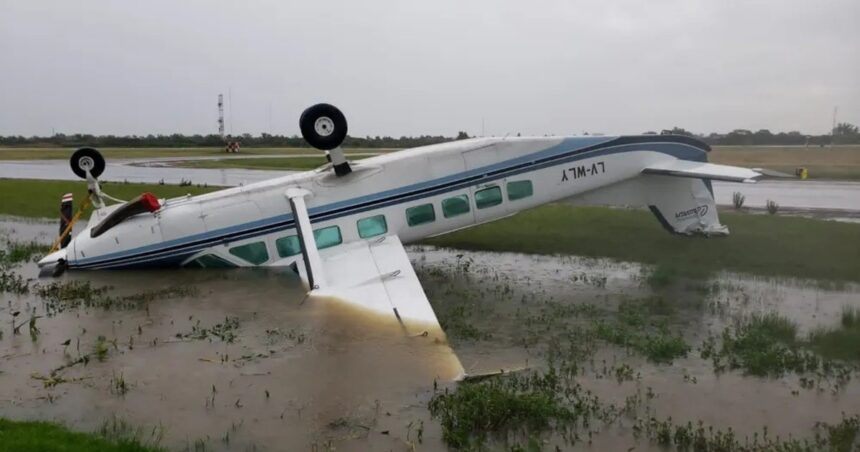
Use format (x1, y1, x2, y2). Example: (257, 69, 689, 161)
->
(807, 308, 860, 362)
(841, 306, 860, 328)
(428, 369, 598, 450)
(0, 418, 164, 452)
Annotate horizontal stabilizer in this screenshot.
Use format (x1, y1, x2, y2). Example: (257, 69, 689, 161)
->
(642, 160, 761, 182)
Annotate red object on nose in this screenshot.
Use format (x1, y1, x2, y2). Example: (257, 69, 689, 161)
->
(140, 192, 161, 212)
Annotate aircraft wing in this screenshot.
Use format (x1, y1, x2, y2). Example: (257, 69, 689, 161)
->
(302, 235, 443, 335)
(642, 160, 761, 182)
(284, 188, 463, 380)
(295, 234, 466, 379)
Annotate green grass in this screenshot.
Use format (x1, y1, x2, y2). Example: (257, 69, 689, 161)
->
(0, 178, 220, 218)
(169, 155, 373, 171)
(807, 307, 860, 361)
(0, 146, 391, 160)
(0, 418, 164, 452)
(424, 204, 860, 283)
(428, 369, 598, 450)
(0, 240, 50, 266)
(593, 301, 690, 364)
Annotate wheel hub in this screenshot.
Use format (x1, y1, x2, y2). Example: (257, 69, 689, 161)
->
(79, 156, 95, 171)
(314, 117, 335, 137)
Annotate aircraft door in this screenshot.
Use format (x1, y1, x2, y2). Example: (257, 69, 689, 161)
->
(427, 153, 476, 228)
(462, 147, 509, 224)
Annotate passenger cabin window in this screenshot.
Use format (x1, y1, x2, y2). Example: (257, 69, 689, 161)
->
(314, 226, 342, 249)
(275, 235, 302, 258)
(186, 254, 236, 268)
(357, 215, 387, 238)
(507, 180, 534, 201)
(442, 195, 470, 218)
(229, 242, 269, 265)
(406, 204, 436, 226)
(275, 226, 343, 258)
(475, 186, 503, 209)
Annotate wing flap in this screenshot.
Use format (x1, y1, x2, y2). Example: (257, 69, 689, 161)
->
(642, 160, 761, 182)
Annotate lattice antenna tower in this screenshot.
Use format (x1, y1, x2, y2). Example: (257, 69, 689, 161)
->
(217, 94, 225, 140)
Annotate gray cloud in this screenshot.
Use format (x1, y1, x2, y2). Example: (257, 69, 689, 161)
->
(1, 0, 857, 137)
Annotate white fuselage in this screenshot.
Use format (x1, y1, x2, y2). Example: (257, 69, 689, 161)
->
(63, 135, 712, 270)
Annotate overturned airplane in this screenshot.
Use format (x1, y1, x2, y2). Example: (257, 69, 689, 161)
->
(39, 104, 761, 378)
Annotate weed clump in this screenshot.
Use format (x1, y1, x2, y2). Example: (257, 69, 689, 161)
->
(429, 369, 602, 450)
(592, 301, 690, 364)
(807, 307, 860, 362)
(636, 413, 860, 451)
(0, 269, 30, 294)
(177, 317, 241, 343)
(36, 281, 198, 313)
(702, 313, 814, 377)
(841, 306, 860, 329)
(702, 313, 859, 383)
(0, 239, 50, 267)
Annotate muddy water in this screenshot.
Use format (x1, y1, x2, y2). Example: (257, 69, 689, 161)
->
(2, 219, 860, 450)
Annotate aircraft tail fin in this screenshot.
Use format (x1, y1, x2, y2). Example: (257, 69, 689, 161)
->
(643, 176, 728, 236)
(571, 175, 729, 236)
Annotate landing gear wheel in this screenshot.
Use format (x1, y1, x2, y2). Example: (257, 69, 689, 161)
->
(299, 103, 348, 150)
(70, 147, 105, 179)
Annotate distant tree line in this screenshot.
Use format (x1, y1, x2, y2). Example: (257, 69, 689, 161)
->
(652, 123, 860, 146)
(1, 123, 858, 147)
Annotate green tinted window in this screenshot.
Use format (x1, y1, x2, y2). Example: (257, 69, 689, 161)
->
(314, 226, 342, 249)
(442, 195, 470, 218)
(475, 186, 503, 209)
(507, 180, 533, 201)
(406, 204, 436, 226)
(186, 254, 236, 268)
(275, 235, 301, 258)
(357, 215, 387, 238)
(228, 242, 269, 265)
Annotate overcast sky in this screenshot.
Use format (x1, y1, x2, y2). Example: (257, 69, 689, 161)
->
(1, 0, 857, 137)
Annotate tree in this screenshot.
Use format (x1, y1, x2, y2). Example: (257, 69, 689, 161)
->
(455, 131, 470, 140)
(661, 127, 693, 137)
(834, 122, 859, 136)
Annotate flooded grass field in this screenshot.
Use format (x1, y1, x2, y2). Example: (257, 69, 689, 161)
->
(2, 218, 860, 451)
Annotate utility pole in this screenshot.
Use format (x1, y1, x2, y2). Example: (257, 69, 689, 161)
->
(831, 106, 838, 150)
(268, 102, 273, 134)
(217, 94, 225, 141)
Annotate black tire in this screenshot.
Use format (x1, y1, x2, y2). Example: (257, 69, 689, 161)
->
(69, 147, 106, 179)
(299, 103, 347, 150)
